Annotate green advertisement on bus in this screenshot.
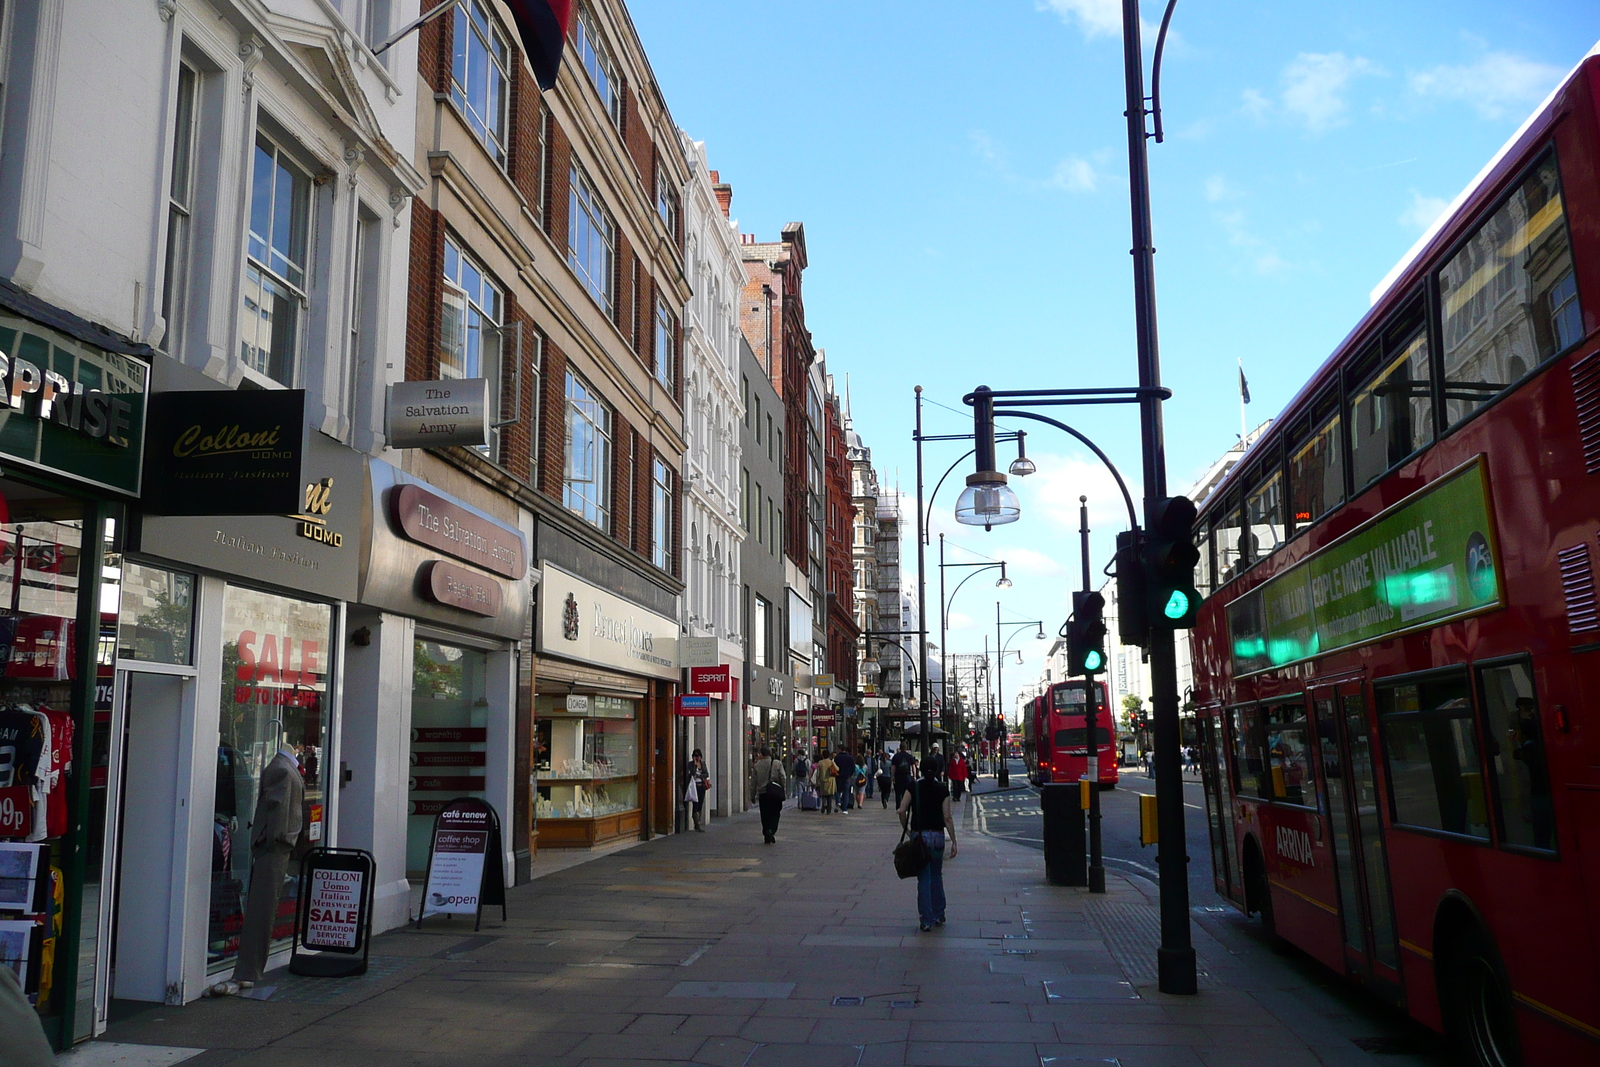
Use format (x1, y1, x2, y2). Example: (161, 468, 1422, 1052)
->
(1227, 459, 1501, 676)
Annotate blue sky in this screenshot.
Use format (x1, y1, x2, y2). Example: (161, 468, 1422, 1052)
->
(630, 0, 1600, 700)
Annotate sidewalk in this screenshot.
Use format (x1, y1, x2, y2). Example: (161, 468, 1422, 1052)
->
(82, 792, 1430, 1067)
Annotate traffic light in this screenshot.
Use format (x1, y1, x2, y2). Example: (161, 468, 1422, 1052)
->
(1115, 529, 1148, 647)
(1142, 496, 1202, 629)
(1066, 590, 1107, 675)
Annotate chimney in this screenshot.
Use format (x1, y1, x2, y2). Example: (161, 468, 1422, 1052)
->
(713, 179, 732, 219)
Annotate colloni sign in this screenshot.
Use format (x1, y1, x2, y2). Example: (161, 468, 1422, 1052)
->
(1226, 458, 1503, 676)
(142, 389, 305, 515)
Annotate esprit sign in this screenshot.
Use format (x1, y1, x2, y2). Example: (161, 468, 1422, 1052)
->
(689, 665, 731, 694)
(387, 379, 490, 450)
(393, 483, 525, 579)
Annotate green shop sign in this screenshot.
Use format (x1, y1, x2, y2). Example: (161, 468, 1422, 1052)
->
(1227, 459, 1501, 676)
(0, 312, 148, 496)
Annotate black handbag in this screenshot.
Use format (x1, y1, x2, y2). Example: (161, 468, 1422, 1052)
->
(893, 827, 931, 879)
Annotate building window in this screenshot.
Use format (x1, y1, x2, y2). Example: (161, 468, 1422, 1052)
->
(161, 61, 198, 357)
(442, 238, 503, 453)
(654, 299, 676, 389)
(573, 3, 621, 128)
(564, 371, 611, 530)
(651, 457, 672, 572)
(568, 163, 615, 314)
(740, 468, 750, 531)
(753, 595, 771, 668)
(656, 167, 678, 236)
(242, 134, 310, 385)
(450, 0, 510, 166)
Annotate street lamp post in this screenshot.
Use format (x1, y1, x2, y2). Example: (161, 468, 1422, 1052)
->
(995, 606, 1045, 787)
(939, 537, 1010, 735)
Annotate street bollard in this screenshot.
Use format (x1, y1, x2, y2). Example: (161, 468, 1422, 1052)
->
(1040, 783, 1086, 887)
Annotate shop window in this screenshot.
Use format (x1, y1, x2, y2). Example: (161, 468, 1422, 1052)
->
(1263, 701, 1312, 806)
(408, 640, 489, 876)
(242, 133, 310, 386)
(210, 586, 332, 969)
(1377, 670, 1490, 840)
(1439, 151, 1582, 428)
(535, 694, 639, 820)
(1477, 660, 1555, 852)
(116, 562, 195, 665)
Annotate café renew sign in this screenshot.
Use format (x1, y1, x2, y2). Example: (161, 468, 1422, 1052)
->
(1226, 458, 1503, 677)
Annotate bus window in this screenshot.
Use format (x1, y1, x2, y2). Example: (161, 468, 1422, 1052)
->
(1230, 705, 1270, 799)
(1054, 726, 1112, 749)
(1477, 660, 1555, 853)
(1349, 329, 1433, 492)
(1439, 151, 1582, 429)
(1376, 670, 1490, 840)
(1217, 492, 1248, 581)
(1264, 701, 1312, 805)
(1287, 395, 1343, 532)
(1195, 519, 1215, 598)
(1246, 444, 1286, 557)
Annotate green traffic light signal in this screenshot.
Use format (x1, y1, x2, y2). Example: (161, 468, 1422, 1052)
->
(1083, 648, 1104, 672)
(1163, 589, 1190, 620)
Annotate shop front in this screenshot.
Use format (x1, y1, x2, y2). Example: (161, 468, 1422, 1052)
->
(745, 664, 791, 767)
(354, 457, 529, 914)
(0, 296, 150, 1048)
(125, 396, 362, 1012)
(533, 562, 676, 848)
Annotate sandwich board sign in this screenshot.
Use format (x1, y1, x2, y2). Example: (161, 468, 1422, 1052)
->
(416, 797, 507, 931)
(290, 847, 376, 977)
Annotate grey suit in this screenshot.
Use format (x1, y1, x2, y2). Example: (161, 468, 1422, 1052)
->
(234, 751, 304, 982)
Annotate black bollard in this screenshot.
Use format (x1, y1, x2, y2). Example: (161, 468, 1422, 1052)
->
(1040, 783, 1086, 887)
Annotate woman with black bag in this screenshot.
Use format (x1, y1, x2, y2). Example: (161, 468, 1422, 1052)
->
(897, 758, 957, 931)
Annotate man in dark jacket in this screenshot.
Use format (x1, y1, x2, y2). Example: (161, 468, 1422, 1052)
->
(891, 746, 917, 809)
(833, 748, 857, 812)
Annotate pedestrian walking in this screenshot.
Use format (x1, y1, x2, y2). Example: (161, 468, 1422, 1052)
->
(853, 754, 868, 810)
(948, 750, 970, 803)
(813, 749, 839, 814)
(876, 750, 893, 808)
(683, 749, 710, 831)
(834, 748, 857, 812)
(793, 749, 810, 797)
(749, 744, 788, 844)
(891, 745, 916, 809)
(898, 757, 957, 931)
(863, 751, 877, 800)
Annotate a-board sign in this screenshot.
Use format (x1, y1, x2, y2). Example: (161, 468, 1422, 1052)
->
(417, 797, 506, 932)
(290, 847, 376, 978)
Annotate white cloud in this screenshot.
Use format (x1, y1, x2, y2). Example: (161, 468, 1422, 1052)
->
(1242, 52, 1380, 133)
(1036, 0, 1121, 38)
(1204, 174, 1240, 203)
(1281, 52, 1378, 132)
(1044, 157, 1097, 193)
(1399, 190, 1449, 234)
(1409, 52, 1565, 119)
(945, 610, 977, 632)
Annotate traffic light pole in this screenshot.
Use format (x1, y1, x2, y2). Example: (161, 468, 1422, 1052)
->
(1123, 0, 1197, 994)
(1078, 497, 1106, 894)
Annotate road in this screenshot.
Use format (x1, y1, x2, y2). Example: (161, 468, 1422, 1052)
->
(965, 760, 1456, 1064)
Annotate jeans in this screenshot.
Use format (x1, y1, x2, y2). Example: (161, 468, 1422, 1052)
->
(915, 832, 946, 926)
(837, 778, 853, 810)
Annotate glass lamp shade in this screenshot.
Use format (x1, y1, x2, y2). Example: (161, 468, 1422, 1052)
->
(1008, 455, 1037, 477)
(995, 575, 1013, 589)
(954, 475, 1021, 528)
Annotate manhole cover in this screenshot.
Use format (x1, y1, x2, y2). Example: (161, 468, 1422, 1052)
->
(831, 996, 864, 1007)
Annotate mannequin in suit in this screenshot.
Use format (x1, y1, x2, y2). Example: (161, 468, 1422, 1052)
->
(230, 743, 304, 987)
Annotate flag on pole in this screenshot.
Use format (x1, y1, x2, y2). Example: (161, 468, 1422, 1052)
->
(505, 0, 573, 91)
(1238, 364, 1251, 404)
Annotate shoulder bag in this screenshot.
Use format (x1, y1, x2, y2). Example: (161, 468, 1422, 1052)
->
(762, 759, 784, 801)
(892, 781, 931, 878)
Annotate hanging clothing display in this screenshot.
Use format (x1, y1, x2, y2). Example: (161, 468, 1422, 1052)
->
(0, 706, 70, 842)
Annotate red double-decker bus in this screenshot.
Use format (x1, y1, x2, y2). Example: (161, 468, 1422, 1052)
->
(1189, 50, 1600, 1067)
(1022, 680, 1117, 788)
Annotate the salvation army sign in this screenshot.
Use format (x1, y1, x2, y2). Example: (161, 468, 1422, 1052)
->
(289, 847, 376, 978)
(689, 665, 731, 694)
(417, 797, 507, 931)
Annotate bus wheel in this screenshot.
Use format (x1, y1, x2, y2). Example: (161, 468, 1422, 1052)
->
(1441, 922, 1521, 1067)
(1242, 841, 1284, 952)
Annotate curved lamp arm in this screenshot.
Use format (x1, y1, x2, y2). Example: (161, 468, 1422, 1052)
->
(945, 563, 1004, 629)
(993, 410, 1140, 531)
